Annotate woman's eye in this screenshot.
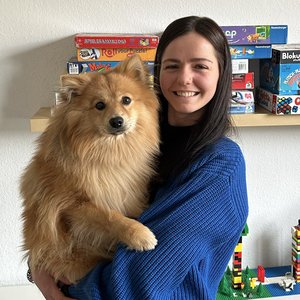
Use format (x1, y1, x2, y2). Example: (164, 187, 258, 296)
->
(95, 101, 106, 110)
(164, 64, 178, 70)
(122, 96, 132, 105)
(195, 64, 208, 70)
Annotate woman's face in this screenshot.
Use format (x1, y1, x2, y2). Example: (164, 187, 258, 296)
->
(160, 32, 219, 126)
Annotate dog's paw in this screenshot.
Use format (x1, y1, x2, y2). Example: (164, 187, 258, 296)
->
(125, 223, 158, 251)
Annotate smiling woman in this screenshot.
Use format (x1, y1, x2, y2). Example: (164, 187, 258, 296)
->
(32, 16, 248, 300)
(159, 31, 220, 126)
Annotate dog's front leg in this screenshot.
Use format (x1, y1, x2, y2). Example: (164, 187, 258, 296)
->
(107, 210, 158, 251)
(66, 203, 157, 252)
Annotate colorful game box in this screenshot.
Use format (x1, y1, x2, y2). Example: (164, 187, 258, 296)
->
(67, 59, 120, 74)
(260, 44, 300, 94)
(77, 48, 156, 62)
(260, 46, 300, 95)
(74, 33, 159, 49)
(221, 25, 288, 45)
(256, 87, 300, 114)
(230, 45, 272, 59)
(232, 72, 254, 90)
(230, 90, 255, 114)
(66, 58, 154, 75)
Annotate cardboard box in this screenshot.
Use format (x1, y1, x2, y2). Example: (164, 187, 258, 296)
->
(256, 88, 300, 114)
(229, 103, 255, 114)
(260, 45, 300, 95)
(67, 58, 154, 75)
(272, 44, 300, 64)
(67, 59, 120, 74)
(232, 59, 249, 74)
(74, 33, 159, 49)
(260, 62, 300, 95)
(230, 45, 272, 59)
(232, 73, 254, 90)
(77, 48, 156, 62)
(230, 90, 255, 114)
(221, 25, 288, 45)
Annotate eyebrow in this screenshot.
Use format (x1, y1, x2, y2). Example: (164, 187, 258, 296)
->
(162, 58, 214, 64)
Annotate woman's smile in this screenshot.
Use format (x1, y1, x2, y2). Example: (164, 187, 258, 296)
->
(160, 31, 219, 125)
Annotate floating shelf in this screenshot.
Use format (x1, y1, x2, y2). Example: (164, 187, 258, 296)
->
(30, 106, 300, 132)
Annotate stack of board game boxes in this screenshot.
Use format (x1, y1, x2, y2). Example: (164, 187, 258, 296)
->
(258, 44, 300, 115)
(67, 33, 159, 77)
(221, 25, 288, 114)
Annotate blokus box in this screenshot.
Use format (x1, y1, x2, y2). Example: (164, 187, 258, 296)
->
(272, 44, 300, 64)
(260, 44, 300, 95)
(221, 25, 288, 45)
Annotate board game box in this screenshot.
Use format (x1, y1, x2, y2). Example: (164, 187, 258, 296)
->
(77, 48, 156, 62)
(230, 45, 272, 59)
(256, 87, 300, 114)
(75, 33, 159, 49)
(221, 25, 288, 45)
(232, 72, 254, 90)
(67, 58, 154, 75)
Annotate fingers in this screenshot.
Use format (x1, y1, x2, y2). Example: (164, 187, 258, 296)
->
(31, 269, 76, 300)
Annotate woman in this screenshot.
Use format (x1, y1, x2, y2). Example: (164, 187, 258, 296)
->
(31, 16, 248, 299)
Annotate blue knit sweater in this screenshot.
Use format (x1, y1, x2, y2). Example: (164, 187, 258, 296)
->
(68, 137, 248, 300)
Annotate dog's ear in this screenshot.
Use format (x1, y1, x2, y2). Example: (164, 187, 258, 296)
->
(114, 54, 151, 86)
(58, 74, 92, 103)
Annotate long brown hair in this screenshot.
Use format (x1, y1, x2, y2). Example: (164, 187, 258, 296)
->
(154, 16, 233, 176)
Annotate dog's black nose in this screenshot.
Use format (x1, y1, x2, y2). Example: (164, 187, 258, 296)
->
(109, 116, 124, 129)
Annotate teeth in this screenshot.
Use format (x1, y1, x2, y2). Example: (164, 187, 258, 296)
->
(176, 91, 197, 97)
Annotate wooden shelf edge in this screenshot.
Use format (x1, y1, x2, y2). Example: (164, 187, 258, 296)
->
(30, 106, 300, 132)
(30, 107, 52, 132)
(231, 106, 300, 127)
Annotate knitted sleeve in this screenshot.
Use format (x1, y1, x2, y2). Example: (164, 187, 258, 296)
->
(68, 138, 248, 300)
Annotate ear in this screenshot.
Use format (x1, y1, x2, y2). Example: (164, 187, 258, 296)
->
(58, 74, 92, 103)
(114, 54, 151, 86)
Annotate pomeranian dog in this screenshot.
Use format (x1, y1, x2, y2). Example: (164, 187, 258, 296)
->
(20, 55, 160, 283)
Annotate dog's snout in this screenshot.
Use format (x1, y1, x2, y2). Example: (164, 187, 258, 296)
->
(109, 116, 124, 129)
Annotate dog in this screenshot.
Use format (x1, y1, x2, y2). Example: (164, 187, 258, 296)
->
(20, 54, 160, 283)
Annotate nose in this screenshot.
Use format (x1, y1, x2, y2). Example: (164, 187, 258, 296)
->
(109, 116, 124, 129)
(177, 66, 192, 85)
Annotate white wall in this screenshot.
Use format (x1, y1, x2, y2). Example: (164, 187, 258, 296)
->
(1, 0, 300, 289)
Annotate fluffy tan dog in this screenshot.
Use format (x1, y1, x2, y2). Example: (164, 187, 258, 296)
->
(20, 55, 160, 283)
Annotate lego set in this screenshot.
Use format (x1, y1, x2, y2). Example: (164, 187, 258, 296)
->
(217, 220, 300, 299)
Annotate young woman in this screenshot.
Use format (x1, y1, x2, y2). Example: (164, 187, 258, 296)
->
(31, 16, 248, 300)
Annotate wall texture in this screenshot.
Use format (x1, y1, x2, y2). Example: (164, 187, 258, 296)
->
(1, 0, 300, 286)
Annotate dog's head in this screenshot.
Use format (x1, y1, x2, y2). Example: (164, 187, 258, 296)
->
(57, 55, 159, 138)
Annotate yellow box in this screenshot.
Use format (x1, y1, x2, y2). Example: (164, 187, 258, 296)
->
(77, 48, 156, 62)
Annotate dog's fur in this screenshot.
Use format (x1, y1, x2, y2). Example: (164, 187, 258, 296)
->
(20, 55, 160, 283)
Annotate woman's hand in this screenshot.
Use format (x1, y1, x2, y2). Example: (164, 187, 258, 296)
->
(31, 268, 76, 300)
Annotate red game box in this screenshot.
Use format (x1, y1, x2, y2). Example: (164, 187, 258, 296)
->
(75, 33, 159, 49)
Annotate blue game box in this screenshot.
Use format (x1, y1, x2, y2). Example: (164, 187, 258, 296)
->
(230, 45, 272, 59)
(260, 44, 300, 95)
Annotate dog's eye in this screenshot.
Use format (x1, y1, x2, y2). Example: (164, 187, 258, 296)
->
(121, 96, 131, 105)
(95, 101, 106, 110)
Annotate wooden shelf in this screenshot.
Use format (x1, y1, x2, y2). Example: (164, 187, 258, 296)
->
(231, 106, 300, 127)
(30, 107, 53, 132)
(30, 106, 300, 132)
